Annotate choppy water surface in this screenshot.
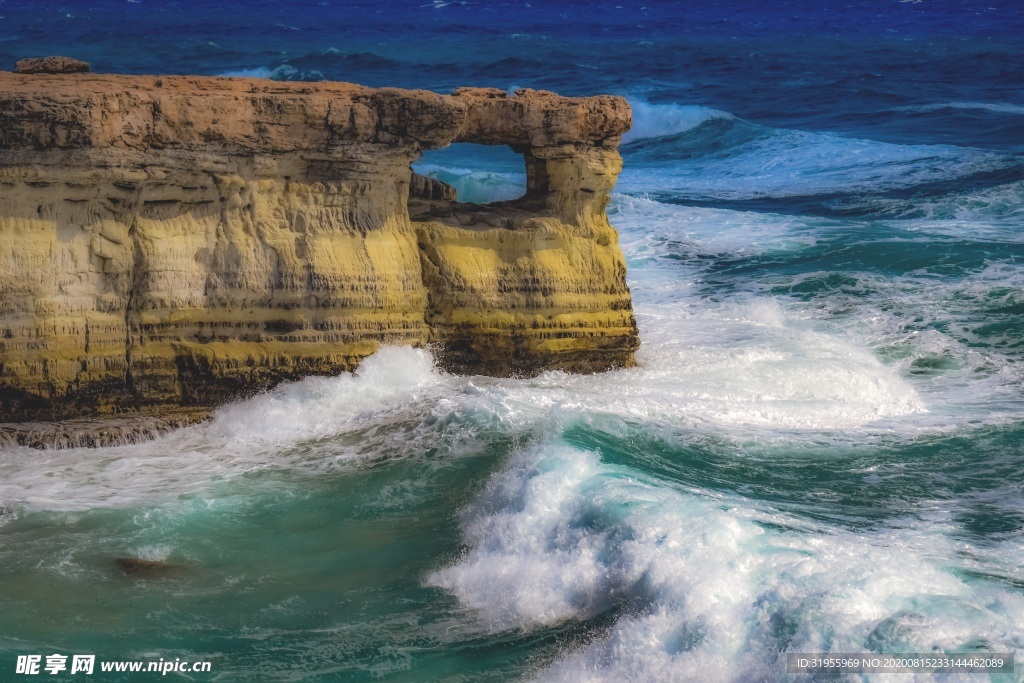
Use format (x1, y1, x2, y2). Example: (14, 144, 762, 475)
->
(1, 1, 1023, 680)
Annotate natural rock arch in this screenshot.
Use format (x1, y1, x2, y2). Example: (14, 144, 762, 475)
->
(0, 71, 638, 423)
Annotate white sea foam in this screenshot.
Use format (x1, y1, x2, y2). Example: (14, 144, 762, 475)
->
(611, 193, 825, 268)
(0, 347, 447, 515)
(215, 67, 274, 79)
(609, 194, 1024, 430)
(430, 444, 1024, 682)
(567, 305, 924, 430)
(798, 259, 1024, 425)
(207, 345, 442, 443)
(903, 179, 1024, 223)
(622, 100, 734, 143)
(216, 64, 299, 80)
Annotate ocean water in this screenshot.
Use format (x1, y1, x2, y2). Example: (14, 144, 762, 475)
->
(2, 1, 1024, 681)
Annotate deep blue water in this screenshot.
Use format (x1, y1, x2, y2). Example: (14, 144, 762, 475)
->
(1, 1, 1023, 681)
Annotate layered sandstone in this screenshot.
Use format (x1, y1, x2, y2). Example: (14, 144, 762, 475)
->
(0, 71, 638, 423)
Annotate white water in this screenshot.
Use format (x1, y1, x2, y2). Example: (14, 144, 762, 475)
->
(430, 443, 1024, 683)
(0, 348, 445, 516)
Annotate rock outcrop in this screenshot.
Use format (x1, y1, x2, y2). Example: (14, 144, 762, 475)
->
(115, 557, 185, 578)
(14, 56, 90, 74)
(0, 71, 638, 423)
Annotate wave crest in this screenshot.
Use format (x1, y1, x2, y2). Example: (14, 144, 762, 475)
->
(893, 101, 1024, 116)
(623, 100, 734, 143)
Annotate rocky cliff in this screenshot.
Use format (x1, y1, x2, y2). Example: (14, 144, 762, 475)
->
(0, 71, 638, 423)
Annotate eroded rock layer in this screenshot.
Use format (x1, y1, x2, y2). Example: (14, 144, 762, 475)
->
(0, 72, 638, 421)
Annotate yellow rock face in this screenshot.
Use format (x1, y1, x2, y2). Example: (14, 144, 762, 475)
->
(413, 143, 637, 375)
(0, 73, 638, 421)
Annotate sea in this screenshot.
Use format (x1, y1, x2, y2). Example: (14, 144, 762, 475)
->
(1, 1, 1023, 681)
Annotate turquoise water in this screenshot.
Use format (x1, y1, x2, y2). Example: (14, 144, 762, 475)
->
(2, 1, 1024, 680)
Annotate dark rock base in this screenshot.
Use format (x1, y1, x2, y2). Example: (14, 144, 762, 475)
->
(0, 410, 208, 449)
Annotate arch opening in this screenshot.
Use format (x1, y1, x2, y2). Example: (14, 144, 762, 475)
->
(411, 143, 527, 205)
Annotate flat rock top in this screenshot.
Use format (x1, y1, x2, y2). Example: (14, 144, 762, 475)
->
(0, 71, 631, 150)
(14, 56, 90, 74)
(1, 70, 370, 96)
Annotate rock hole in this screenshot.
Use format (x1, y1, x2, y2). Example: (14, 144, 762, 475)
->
(412, 143, 526, 204)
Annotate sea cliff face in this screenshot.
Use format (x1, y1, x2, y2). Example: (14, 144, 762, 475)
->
(0, 72, 638, 422)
